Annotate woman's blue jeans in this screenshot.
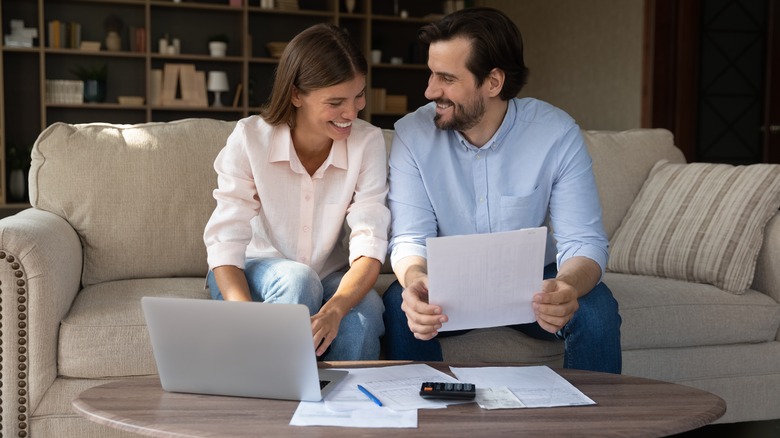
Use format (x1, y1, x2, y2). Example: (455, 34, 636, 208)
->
(207, 258, 384, 361)
(382, 263, 622, 374)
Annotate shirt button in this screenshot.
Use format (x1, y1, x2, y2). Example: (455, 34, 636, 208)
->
(303, 226, 310, 232)
(479, 196, 485, 203)
(305, 195, 311, 201)
(476, 154, 481, 160)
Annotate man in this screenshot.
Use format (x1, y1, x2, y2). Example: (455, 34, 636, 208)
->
(382, 7, 622, 374)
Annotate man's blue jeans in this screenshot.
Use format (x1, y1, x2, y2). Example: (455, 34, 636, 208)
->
(207, 258, 384, 361)
(382, 263, 622, 374)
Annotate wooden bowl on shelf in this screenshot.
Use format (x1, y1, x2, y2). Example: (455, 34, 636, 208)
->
(265, 42, 288, 59)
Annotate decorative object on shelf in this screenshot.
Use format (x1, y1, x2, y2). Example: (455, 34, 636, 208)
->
(5, 19, 37, 47)
(371, 34, 385, 64)
(208, 34, 229, 57)
(371, 49, 382, 64)
(260, 0, 274, 9)
(265, 41, 288, 58)
(345, 0, 355, 13)
(70, 63, 108, 103)
(390, 56, 403, 65)
(275, 0, 298, 11)
(207, 71, 230, 107)
(6, 143, 33, 202)
(118, 96, 144, 105)
(79, 41, 101, 52)
(104, 15, 124, 51)
(160, 63, 207, 107)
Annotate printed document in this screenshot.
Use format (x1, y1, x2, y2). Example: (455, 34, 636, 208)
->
(290, 364, 464, 428)
(450, 366, 595, 408)
(427, 227, 547, 331)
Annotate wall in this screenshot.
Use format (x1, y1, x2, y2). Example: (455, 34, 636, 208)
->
(481, 0, 645, 130)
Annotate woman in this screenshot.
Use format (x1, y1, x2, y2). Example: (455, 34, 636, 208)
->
(203, 23, 389, 361)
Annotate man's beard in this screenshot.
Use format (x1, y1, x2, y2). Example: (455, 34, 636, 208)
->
(433, 95, 485, 131)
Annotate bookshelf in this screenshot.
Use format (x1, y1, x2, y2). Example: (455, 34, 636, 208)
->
(0, 0, 454, 208)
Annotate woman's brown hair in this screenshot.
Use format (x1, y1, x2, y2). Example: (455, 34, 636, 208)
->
(261, 23, 367, 128)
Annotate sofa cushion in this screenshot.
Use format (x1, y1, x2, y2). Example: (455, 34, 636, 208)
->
(440, 327, 563, 366)
(30, 119, 236, 286)
(58, 278, 209, 378)
(582, 128, 685, 239)
(606, 272, 780, 350)
(607, 160, 780, 293)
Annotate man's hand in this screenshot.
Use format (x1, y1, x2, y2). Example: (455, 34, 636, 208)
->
(310, 307, 344, 356)
(532, 278, 579, 334)
(401, 276, 448, 340)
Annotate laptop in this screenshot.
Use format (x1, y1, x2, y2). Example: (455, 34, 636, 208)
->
(141, 296, 347, 402)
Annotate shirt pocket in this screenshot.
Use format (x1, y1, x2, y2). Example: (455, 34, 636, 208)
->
(499, 187, 545, 230)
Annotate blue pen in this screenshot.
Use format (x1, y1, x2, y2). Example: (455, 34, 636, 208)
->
(357, 384, 383, 407)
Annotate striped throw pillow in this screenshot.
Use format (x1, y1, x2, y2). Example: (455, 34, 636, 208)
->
(607, 160, 780, 293)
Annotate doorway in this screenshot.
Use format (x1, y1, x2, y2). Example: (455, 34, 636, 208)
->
(644, 0, 779, 164)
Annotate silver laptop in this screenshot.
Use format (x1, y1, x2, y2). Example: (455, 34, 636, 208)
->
(141, 296, 347, 402)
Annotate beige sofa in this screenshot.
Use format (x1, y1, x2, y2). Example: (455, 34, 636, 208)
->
(1, 118, 778, 437)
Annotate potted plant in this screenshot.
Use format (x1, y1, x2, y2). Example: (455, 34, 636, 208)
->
(6, 143, 33, 201)
(208, 34, 229, 57)
(71, 63, 108, 103)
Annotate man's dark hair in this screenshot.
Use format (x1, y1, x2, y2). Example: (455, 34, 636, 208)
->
(418, 7, 529, 100)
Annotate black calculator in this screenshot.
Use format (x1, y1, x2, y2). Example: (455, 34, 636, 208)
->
(419, 382, 476, 400)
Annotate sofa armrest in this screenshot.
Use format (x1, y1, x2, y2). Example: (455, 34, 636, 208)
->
(752, 213, 780, 303)
(0, 208, 82, 432)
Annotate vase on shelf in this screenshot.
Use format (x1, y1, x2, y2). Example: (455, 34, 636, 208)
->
(105, 31, 121, 51)
(345, 0, 356, 13)
(83, 79, 107, 103)
(209, 41, 227, 57)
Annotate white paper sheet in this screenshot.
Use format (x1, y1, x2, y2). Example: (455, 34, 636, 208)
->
(427, 227, 547, 331)
(348, 364, 463, 411)
(290, 402, 417, 428)
(450, 365, 595, 408)
(289, 364, 464, 428)
(474, 386, 526, 410)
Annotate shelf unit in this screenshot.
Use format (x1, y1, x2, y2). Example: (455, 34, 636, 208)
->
(0, 0, 450, 207)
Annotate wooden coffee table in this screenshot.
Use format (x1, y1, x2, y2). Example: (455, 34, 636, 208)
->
(72, 361, 725, 437)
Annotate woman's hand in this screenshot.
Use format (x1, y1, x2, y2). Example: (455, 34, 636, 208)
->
(310, 307, 345, 356)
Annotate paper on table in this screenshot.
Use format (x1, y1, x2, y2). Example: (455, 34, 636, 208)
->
(475, 386, 525, 410)
(290, 402, 417, 428)
(450, 365, 595, 408)
(290, 364, 463, 428)
(349, 363, 463, 411)
(427, 227, 547, 331)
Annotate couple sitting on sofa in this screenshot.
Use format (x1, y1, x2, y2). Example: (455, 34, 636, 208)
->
(203, 8, 621, 374)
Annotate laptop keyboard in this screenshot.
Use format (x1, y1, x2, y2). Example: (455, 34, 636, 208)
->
(319, 380, 331, 389)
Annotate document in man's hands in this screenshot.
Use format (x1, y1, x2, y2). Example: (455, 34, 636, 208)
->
(426, 227, 546, 331)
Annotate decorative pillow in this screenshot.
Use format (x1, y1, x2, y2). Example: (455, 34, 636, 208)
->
(607, 160, 780, 293)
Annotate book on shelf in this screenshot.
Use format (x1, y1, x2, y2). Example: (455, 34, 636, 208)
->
(370, 88, 386, 112)
(128, 27, 146, 53)
(150, 69, 163, 106)
(232, 82, 243, 107)
(47, 20, 81, 49)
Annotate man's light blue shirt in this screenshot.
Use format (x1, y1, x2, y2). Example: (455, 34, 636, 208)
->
(388, 98, 609, 275)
